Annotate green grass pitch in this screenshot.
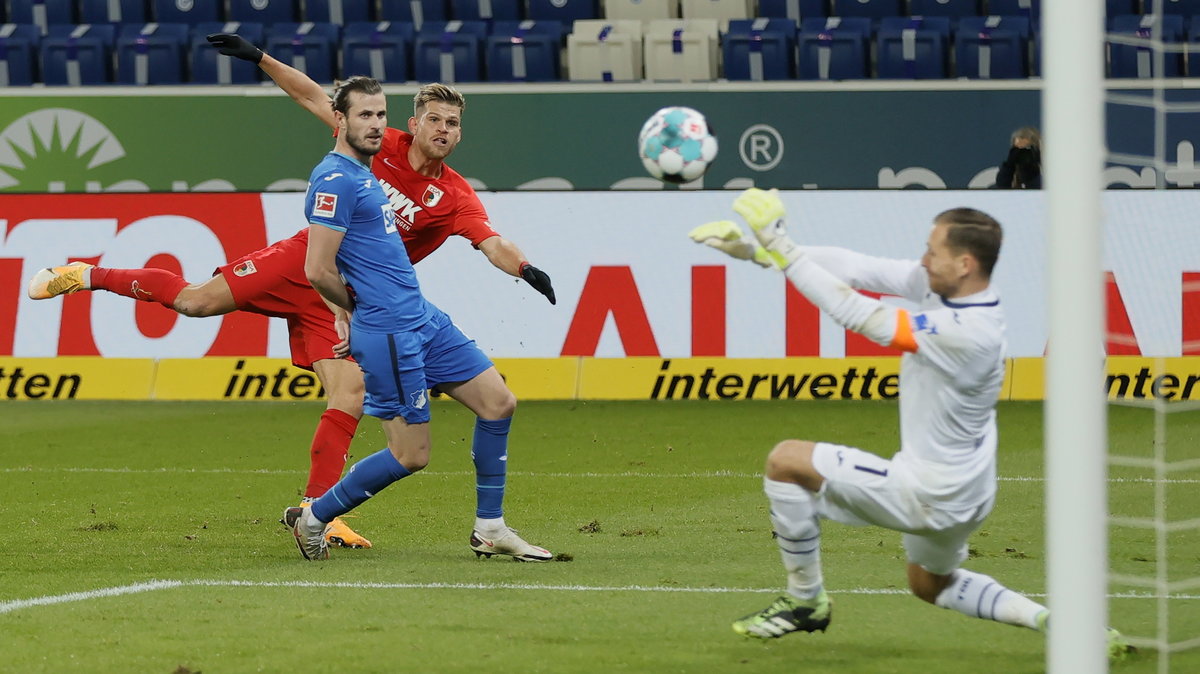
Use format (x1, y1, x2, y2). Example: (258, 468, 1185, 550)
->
(2, 400, 1197, 673)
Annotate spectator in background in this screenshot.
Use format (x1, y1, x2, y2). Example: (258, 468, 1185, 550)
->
(995, 127, 1042, 189)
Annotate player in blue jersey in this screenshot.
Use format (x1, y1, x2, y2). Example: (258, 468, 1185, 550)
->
(283, 76, 552, 563)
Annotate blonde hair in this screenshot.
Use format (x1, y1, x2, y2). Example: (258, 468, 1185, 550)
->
(413, 83, 465, 116)
(1010, 126, 1041, 150)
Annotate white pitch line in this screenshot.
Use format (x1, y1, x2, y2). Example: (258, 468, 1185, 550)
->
(2, 579, 1197, 616)
(2, 466, 1198, 484)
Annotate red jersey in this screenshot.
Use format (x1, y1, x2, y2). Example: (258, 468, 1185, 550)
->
(373, 127, 498, 263)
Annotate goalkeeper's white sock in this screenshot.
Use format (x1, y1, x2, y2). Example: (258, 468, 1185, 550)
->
(934, 569, 1047, 630)
(763, 477, 824, 600)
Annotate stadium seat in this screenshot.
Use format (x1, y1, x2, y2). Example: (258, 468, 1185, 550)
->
(603, 0, 678, 23)
(229, 0, 296, 23)
(1104, 0, 1137, 17)
(527, 0, 599, 22)
(152, 0, 221, 24)
(304, 0, 371, 25)
(758, 0, 825, 21)
(485, 19, 562, 81)
(876, 15, 950, 78)
(0, 23, 39, 84)
(955, 15, 1028, 78)
(987, 0, 1038, 22)
(1108, 13, 1185, 78)
(8, 0, 72, 35)
(566, 18, 642, 80)
(1157, 0, 1200, 14)
(379, 0, 447, 29)
(116, 22, 188, 84)
(908, 0, 980, 18)
(79, 0, 147, 24)
(450, 0, 523, 22)
(722, 17, 795, 80)
(413, 20, 487, 83)
(190, 21, 264, 83)
(829, 0, 903, 19)
(642, 17, 718, 81)
(679, 0, 751, 31)
(41, 23, 114, 84)
(797, 16, 869, 80)
(342, 20, 413, 83)
(264, 22, 339, 83)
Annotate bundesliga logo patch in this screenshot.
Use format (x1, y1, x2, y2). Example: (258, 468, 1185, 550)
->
(233, 260, 257, 277)
(314, 192, 338, 218)
(422, 185, 443, 207)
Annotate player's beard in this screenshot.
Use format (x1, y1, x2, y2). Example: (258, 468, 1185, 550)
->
(348, 130, 383, 157)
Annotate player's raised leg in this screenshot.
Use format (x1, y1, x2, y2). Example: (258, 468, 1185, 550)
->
(440, 366, 552, 562)
(28, 261, 237, 317)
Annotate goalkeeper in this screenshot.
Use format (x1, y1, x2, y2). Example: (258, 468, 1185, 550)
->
(690, 189, 1131, 660)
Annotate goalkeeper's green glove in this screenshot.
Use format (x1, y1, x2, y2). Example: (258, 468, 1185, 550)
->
(732, 188, 801, 269)
(206, 33, 265, 63)
(688, 220, 772, 268)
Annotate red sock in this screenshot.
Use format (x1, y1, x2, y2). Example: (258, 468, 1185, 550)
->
(90, 267, 188, 308)
(304, 408, 359, 498)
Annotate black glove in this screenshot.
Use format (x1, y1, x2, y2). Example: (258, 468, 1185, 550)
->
(520, 263, 556, 305)
(206, 33, 264, 64)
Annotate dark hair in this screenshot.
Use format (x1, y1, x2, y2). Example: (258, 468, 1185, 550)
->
(935, 207, 1003, 277)
(413, 82, 465, 116)
(331, 76, 384, 115)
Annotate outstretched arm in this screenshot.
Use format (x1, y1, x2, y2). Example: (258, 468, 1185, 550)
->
(478, 235, 556, 304)
(207, 33, 336, 130)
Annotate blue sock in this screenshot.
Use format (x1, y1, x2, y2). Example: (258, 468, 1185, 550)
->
(473, 417, 511, 519)
(311, 448, 411, 522)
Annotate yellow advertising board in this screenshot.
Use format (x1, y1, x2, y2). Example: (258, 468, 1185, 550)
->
(3, 356, 1200, 403)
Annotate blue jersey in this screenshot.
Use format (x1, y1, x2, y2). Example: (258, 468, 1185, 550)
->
(305, 152, 434, 333)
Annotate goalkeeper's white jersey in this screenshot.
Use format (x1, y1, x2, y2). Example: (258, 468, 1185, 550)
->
(805, 247, 1006, 510)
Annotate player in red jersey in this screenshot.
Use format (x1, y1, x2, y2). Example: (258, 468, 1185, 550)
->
(28, 51, 556, 560)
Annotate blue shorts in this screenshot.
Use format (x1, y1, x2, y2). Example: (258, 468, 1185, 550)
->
(350, 310, 493, 423)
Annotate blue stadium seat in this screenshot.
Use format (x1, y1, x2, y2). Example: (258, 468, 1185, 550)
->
(987, 0, 1038, 21)
(830, 0, 902, 19)
(797, 17, 870, 80)
(304, 0, 371, 24)
(876, 15, 950, 78)
(1104, 0, 1137, 17)
(229, 0, 296, 23)
(908, 0, 980, 18)
(342, 20, 412, 82)
(190, 21, 264, 83)
(452, 0, 522, 21)
(116, 22, 188, 84)
(1108, 13, 1185, 78)
(758, 0, 825, 21)
(9, 0, 73, 34)
(79, 0, 147, 24)
(1188, 23, 1200, 76)
(414, 20, 486, 82)
(1155, 0, 1200, 15)
(264, 22, 339, 82)
(0, 23, 39, 84)
(723, 17, 796, 80)
(379, 0, 448, 29)
(955, 15, 1028, 78)
(153, 0, 221, 24)
(485, 19, 561, 81)
(41, 23, 114, 84)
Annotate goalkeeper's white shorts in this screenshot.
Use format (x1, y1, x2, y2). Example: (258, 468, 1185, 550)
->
(810, 441, 995, 576)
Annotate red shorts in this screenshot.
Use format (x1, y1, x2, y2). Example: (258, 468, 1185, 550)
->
(216, 233, 339, 371)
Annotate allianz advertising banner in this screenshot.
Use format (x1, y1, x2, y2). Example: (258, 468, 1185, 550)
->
(1, 86, 1199, 191)
(3, 190, 1200, 401)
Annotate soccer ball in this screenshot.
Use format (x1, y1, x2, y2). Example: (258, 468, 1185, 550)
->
(637, 106, 718, 184)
